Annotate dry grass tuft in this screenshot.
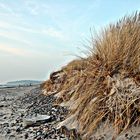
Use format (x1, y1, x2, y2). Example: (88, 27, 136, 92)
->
(42, 12, 140, 139)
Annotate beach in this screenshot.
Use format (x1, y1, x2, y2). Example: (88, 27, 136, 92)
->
(0, 85, 68, 140)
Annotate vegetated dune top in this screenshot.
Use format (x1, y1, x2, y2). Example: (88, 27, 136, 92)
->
(42, 12, 140, 139)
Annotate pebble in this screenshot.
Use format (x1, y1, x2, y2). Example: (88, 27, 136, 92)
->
(3, 123, 9, 127)
(3, 116, 7, 119)
(23, 114, 51, 127)
(0, 104, 4, 107)
(36, 130, 42, 136)
(9, 134, 16, 139)
(24, 132, 29, 139)
(10, 123, 15, 127)
(16, 126, 21, 132)
(6, 129, 11, 134)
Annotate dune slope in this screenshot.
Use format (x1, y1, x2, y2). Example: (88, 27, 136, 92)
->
(42, 12, 140, 139)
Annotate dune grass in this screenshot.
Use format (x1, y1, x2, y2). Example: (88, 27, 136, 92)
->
(42, 12, 140, 139)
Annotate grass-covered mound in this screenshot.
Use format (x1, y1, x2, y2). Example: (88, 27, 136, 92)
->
(42, 12, 140, 139)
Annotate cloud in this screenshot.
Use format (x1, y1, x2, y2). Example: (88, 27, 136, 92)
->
(0, 43, 55, 59)
(0, 3, 13, 13)
(0, 31, 32, 47)
(25, 2, 39, 15)
(0, 21, 37, 35)
(0, 1, 69, 42)
(24, 0, 47, 16)
(0, 45, 29, 57)
(0, 2, 19, 17)
(42, 27, 66, 40)
(0, 20, 67, 43)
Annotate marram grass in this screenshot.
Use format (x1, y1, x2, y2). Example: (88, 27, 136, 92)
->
(42, 12, 140, 139)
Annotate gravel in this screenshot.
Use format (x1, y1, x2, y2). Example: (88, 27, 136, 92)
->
(0, 85, 69, 140)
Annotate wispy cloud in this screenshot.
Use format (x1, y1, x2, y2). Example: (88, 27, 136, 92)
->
(25, 0, 39, 15)
(0, 1, 73, 44)
(0, 2, 19, 17)
(0, 20, 67, 43)
(0, 30, 32, 46)
(42, 27, 66, 41)
(0, 45, 29, 57)
(0, 44, 50, 58)
(0, 21, 38, 35)
(24, 0, 48, 16)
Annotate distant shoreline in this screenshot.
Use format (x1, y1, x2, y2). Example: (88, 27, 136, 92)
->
(0, 84, 40, 89)
(0, 80, 43, 89)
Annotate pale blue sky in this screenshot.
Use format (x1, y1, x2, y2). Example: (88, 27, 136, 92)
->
(0, 0, 140, 83)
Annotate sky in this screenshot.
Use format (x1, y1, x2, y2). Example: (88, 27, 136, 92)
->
(0, 0, 140, 84)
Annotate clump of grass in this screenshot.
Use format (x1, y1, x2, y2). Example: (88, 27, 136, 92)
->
(42, 12, 140, 139)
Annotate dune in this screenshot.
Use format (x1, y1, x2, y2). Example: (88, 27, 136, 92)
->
(42, 12, 140, 139)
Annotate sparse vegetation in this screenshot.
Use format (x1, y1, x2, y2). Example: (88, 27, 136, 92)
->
(42, 12, 140, 139)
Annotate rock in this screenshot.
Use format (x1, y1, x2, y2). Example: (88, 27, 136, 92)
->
(24, 133, 29, 139)
(20, 113, 24, 117)
(9, 134, 15, 139)
(42, 132, 48, 139)
(23, 114, 51, 127)
(3, 123, 9, 127)
(16, 126, 21, 132)
(0, 102, 9, 108)
(16, 118, 21, 123)
(60, 134, 65, 138)
(6, 128, 11, 134)
(19, 123, 23, 127)
(0, 104, 4, 108)
(0, 113, 5, 117)
(10, 113, 14, 116)
(36, 136, 42, 140)
(3, 116, 7, 119)
(51, 108, 57, 112)
(3, 97, 6, 101)
(10, 123, 15, 127)
(36, 130, 42, 136)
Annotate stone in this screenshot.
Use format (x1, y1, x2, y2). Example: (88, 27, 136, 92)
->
(10, 123, 15, 127)
(3, 123, 9, 127)
(16, 126, 21, 132)
(3, 116, 7, 119)
(0, 104, 4, 108)
(6, 129, 11, 134)
(0, 113, 5, 117)
(24, 133, 29, 139)
(23, 114, 51, 127)
(9, 134, 15, 138)
(36, 136, 42, 140)
(36, 130, 42, 135)
(0, 102, 9, 108)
